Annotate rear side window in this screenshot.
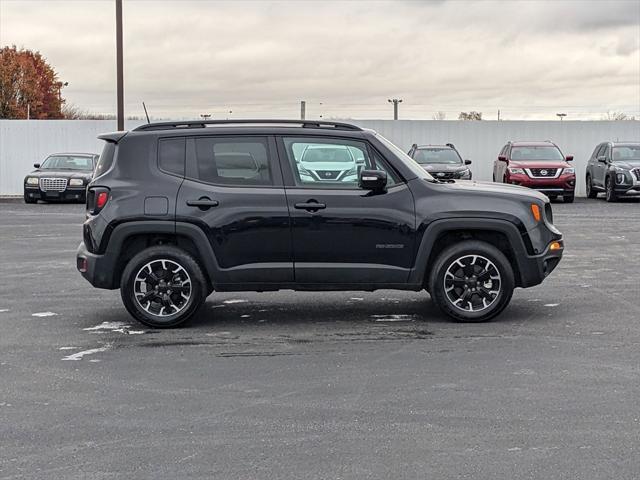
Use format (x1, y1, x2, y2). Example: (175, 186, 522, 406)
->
(194, 136, 272, 186)
(94, 142, 116, 179)
(159, 138, 185, 176)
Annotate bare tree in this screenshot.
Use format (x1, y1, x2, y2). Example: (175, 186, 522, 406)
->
(458, 111, 482, 121)
(601, 111, 636, 121)
(432, 111, 446, 120)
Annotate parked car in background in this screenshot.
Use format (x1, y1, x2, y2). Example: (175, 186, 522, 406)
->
(585, 142, 640, 202)
(76, 119, 563, 328)
(407, 143, 472, 180)
(493, 141, 575, 203)
(295, 143, 363, 183)
(24, 153, 98, 203)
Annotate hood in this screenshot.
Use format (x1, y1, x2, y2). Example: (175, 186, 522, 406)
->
(26, 169, 94, 179)
(508, 160, 571, 169)
(421, 164, 466, 172)
(300, 161, 355, 171)
(613, 160, 640, 170)
(438, 179, 549, 202)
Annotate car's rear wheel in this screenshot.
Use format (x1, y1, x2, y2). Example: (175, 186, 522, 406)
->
(120, 245, 207, 328)
(605, 176, 617, 202)
(429, 240, 515, 322)
(586, 175, 597, 199)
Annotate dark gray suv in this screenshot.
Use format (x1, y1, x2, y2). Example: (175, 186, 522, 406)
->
(586, 142, 640, 201)
(77, 120, 564, 328)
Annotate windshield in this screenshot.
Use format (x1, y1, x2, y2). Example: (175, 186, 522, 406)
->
(510, 146, 564, 161)
(301, 146, 354, 163)
(375, 133, 435, 181)
(613, 145, 640, 161)
(414, 148, 462, 165)
(41, 155, 94, 170)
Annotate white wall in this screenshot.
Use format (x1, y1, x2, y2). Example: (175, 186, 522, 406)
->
(1, 119, 638, 196)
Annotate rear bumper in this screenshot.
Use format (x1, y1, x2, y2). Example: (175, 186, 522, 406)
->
(24, 186, 86, 202)
(76, 241, 118, 289)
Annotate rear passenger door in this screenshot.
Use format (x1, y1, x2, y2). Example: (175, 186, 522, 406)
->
(277, 136, 416, 286)
(175, 135, 293, 285)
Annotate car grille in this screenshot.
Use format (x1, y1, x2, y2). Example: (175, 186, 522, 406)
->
(528, 168, 558, 178)
(432, 171, 457, 179)
(39, 178, 68, 192)
(314, 170, 340, 180)
(632, 168, 640, 181)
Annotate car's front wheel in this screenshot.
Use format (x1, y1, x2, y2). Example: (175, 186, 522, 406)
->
(605, 176, 617, 203)
(120, 245, 207, 328)
(563, 193, 575, 203)
(429, 240, 515, 322)
(23, 193, 36, 204)
(586, 175, 597, 199)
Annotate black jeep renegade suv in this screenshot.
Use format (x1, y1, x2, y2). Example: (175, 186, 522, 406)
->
(77, 120, 563, 328)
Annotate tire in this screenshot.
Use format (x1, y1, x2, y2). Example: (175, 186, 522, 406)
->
(429, 240, 515, 322)
(120, 245, 207, 328)
(563, 193, 574, 203)
(605, 176, 617, 203)
(24, 194, 36, 204)
(548, 195, 557, 201)
(586, 175, 597, 199)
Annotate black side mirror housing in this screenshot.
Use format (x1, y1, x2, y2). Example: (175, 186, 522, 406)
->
(597, 156, 607, 163)
(498, 155, 508, 162)
(33, 163, 41, 168)
(359, 169, 387, 192)
(565, 155, 574, 161)
(464, 159, 472, 165)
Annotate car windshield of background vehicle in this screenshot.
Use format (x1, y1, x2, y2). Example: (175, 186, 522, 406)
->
(510, 146, 564, 161)
(414, 148, 462, 165)
(41, 155, 94, 170)
(612, 146, 640, 161)
(375, 133, 435, 181)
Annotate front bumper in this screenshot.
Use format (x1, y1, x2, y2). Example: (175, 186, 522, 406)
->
(517, 238, 564, 288)
(507, 174, 575, 195)
(25, 186, 86, 202)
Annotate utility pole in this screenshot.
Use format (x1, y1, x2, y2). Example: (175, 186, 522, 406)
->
(388, 98, 402, 120)
(200, 114, 212, 120)
(556, 113, 567, 122)
(497, 109, 500, 121)
(116, 0, 124, 131)
(300, 101, 306, 120)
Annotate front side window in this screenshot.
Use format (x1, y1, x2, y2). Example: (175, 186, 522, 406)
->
(41, 155, 94, 171)
(413, 148, 462, 165)
(510, 146, 564, 161)
(283, 137, 397, 188)
(194, 137, 272, 186)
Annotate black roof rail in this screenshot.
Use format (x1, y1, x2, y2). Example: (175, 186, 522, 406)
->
(446, 143, 455, 149)
(132, 119, 363, 132)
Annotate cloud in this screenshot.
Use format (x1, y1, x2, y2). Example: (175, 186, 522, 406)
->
(1, 0, 638, 119)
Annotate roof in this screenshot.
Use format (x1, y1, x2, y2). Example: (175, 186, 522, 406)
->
(132, 119, 363, 132)
(47, 152, 98, 157)
(509, 141, 557, 147)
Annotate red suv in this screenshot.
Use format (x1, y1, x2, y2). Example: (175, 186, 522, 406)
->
(493, 141, 576, 203)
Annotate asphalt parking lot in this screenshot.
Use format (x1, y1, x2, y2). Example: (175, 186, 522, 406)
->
(1, 197, 639, 479)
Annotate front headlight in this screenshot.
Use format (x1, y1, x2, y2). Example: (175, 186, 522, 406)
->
(69, 178, 84, 186)
(617, 173, 627, 184)
(508, 167, 525, 174)
(26, 177, 39, 185)
(458, 168, 471, 178)
(563, 167, 575, 175)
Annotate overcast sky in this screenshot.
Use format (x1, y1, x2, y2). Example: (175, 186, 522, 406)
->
(1, 0, 639, 120)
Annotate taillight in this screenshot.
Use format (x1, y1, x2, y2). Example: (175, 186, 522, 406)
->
(87, 187, 110, 215)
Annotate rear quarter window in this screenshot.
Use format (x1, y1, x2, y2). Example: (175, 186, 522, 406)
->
(158, 138, 186, 176)
(93, 142, 116, 179)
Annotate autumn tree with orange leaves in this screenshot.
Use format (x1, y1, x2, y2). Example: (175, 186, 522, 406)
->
(0, 46, 66, 119)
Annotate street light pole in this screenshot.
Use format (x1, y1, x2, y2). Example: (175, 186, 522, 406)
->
(556, 113, 567, 122)
(116, 0, 124, 131)
(388, 98, 403, 120)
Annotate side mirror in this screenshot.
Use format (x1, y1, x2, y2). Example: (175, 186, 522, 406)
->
(359, 169, 387, 192)
(498, 155, 508, 162)
(565, 155, 574, 161)
(33, 163, 41, 168)
(597, 155, 607, 163)
(464, 159, 472, 165)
